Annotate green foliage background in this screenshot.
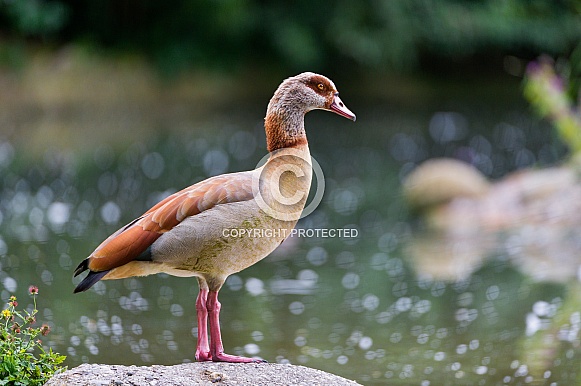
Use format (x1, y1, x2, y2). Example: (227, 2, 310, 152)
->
(0, 0, 580, 74)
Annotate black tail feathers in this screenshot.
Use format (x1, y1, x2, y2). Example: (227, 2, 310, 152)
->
(73, 258, 109, 293)
(73, 258, 89, 277)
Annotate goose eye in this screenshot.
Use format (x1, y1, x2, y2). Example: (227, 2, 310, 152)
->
(317, 83, 324, 91)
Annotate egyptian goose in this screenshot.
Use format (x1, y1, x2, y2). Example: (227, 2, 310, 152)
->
(73, 72, 356, 363)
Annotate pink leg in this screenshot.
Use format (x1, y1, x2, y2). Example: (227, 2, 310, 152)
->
(195, 288, 212, 361)
(207, 290, 265, 363)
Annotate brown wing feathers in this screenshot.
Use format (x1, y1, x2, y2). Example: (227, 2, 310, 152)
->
(73, 174, 253, 292)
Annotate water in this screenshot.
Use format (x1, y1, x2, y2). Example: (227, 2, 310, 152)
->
(0, 60, 579, 384)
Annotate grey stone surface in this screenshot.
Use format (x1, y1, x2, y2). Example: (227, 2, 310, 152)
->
(44, 362, 361, 386)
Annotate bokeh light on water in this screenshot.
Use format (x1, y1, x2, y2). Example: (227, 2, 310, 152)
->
(0, 68, 580, 385)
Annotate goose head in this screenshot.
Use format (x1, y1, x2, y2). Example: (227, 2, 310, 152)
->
(267, 72, 356, 121)
(265, 72, 356, 152)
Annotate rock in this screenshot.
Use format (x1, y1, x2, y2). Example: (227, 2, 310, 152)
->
(402, 158, 489, 210)
(44, 362, 361, 386)
(402, 157, 581, 283)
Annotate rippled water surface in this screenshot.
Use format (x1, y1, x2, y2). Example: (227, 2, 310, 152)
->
(0, 61, 579, 384)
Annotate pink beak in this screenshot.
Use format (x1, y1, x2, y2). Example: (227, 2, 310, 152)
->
(329, 93, 356, 121)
